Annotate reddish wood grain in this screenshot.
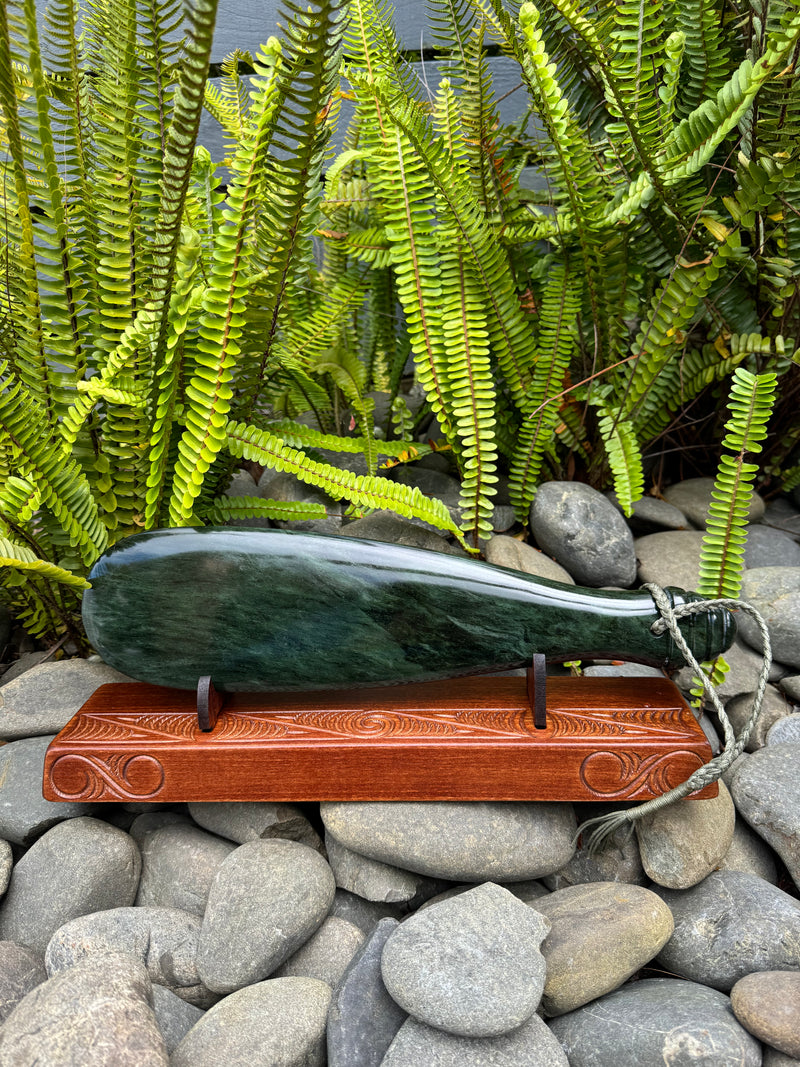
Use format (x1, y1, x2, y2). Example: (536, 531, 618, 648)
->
(42, 675, 717, 803)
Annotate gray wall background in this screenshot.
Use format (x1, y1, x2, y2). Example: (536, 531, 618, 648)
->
(201, 0, 529, 161)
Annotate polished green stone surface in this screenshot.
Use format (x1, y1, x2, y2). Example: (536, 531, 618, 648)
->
(82, 528, 736, 692)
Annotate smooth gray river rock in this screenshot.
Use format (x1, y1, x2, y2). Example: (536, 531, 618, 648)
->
(150, 985, 205, 1055)
(0, 659, 132, 740)
(731, 971, 800, 1057)
(634, 783, 735, 889)
(0, 736, 93, 845)
(381, 1013, 569, 1066)
(196, 839, 335, 994)
(529, 482, 637, 587)
(320, 801, 577, 882)
(135, 824, 235, 917)
(549, 977, 761, 1066)
(170, 977, 331, 1067)
(381, 883, 549, 1037)
(655, 870, 800, 989)
(737, 567, 800, 668)
(634, 530, 704, 589)
(543, 818, 646, 890)
(532, 882, 674, 1016)
(726, 684, 793, 750)
(45, 907, 214, 1007)
(187, 802, 321, 850)
(0, 841, 10, 898)
(271, 916, 364, 987)
(328, 889, 405, 935)
(0, 942, 47, 1024)
(606, 491, 689, 533)
(767, 713, 800, 744)
(0, 951, 166, 1067)
(327, 918, 407, 1067)
(745, 524, 800, 568)
(484, 535, 575, 584)
(324, 833, 448, 905)
(0, 818, 141, 953)
(729, 742, 800, 888)
(717, 816, 779, 882)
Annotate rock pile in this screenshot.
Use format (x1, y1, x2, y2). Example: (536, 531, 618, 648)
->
(0, 478, 798, 1064)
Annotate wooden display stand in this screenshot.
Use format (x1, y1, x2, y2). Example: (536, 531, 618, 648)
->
(42, 663, 716, 804)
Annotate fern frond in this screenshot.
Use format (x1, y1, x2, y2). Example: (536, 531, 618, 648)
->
(199, 496, 328, 524)
(698, 366, 778, 599)
(0, 362, 107, 563)
(225, 418, 466, 542)
(0, 536, 90, 590)
(508, 265, 580, 519)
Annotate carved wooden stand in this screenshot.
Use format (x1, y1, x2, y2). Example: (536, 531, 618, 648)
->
(42, 670, 716, 804)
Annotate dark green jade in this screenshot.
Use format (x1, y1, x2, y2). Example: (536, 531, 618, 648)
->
(82, 528, 736, 692)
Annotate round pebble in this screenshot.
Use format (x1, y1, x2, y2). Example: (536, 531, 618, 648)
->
(634, 531, 704, 589)
(0, 659, 132, 740)
(549, 977, 760, 1066)
(271, 916, 365, 987)
(188, 801, 321, 850)
(45, 906, 214, 1007)
(532, 881, 674, 1016)
(197, 838, 335, 994)
(151, 985, 205, 1055)
(745, 524, 800, 568)
(542, 826, 647, 896)
(730, 742, 800, 889)
(767, 713, 800, 745)
(737, 567, 800, 668)
(0, 841, 11, 897)
(0, 736, 92, 845)
(170, 977, 331, 1067)
(381, 882, 549, 1037)
(0, 942, 47, 1024)
(717, 816, 778, 882)
(327, 918, 408, 1067)
(324, 833, 445, 904)
(655, 870, 800, 989)
(635, 782, 735, 889)
(0, 817, 141, 953)
(484, 535, 575, 584)
(0, 951, 166, 1066)
(529, 482, 637, 587)
(135, 823, 236, 917)
(731, 971, 800, 1057)
(381, 1013, 569, 1066)
(321, 801, 576, 882)
(726, 684, 793, 751)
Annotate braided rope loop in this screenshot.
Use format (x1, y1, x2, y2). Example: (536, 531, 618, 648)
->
(574, 583, 772, 854)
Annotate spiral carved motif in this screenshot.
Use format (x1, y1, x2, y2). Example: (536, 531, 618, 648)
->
(579, 749, 705, 799)
(49, 753, 165, 801)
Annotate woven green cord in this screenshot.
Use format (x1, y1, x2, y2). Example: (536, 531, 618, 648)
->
(574, 583, 772, 854)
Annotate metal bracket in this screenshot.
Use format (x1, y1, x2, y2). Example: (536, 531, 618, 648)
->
(197, 676, 224, 732)
(527, 653, 547, 730)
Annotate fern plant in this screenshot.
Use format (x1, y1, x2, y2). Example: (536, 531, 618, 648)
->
(311, 0, 800, 551)
(0, 0, 464, 646)
(691, 365, 778, 699)
(3, 0, 800, 647)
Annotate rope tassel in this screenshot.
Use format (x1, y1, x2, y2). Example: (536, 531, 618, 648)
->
(575, 583, 772, 855)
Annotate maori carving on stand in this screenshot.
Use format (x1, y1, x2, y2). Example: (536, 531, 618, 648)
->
(579, 749, 707, 800)
(48, 752, 166, 802)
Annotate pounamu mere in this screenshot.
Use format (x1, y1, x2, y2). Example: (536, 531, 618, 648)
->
(83, 528, 736, 692)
